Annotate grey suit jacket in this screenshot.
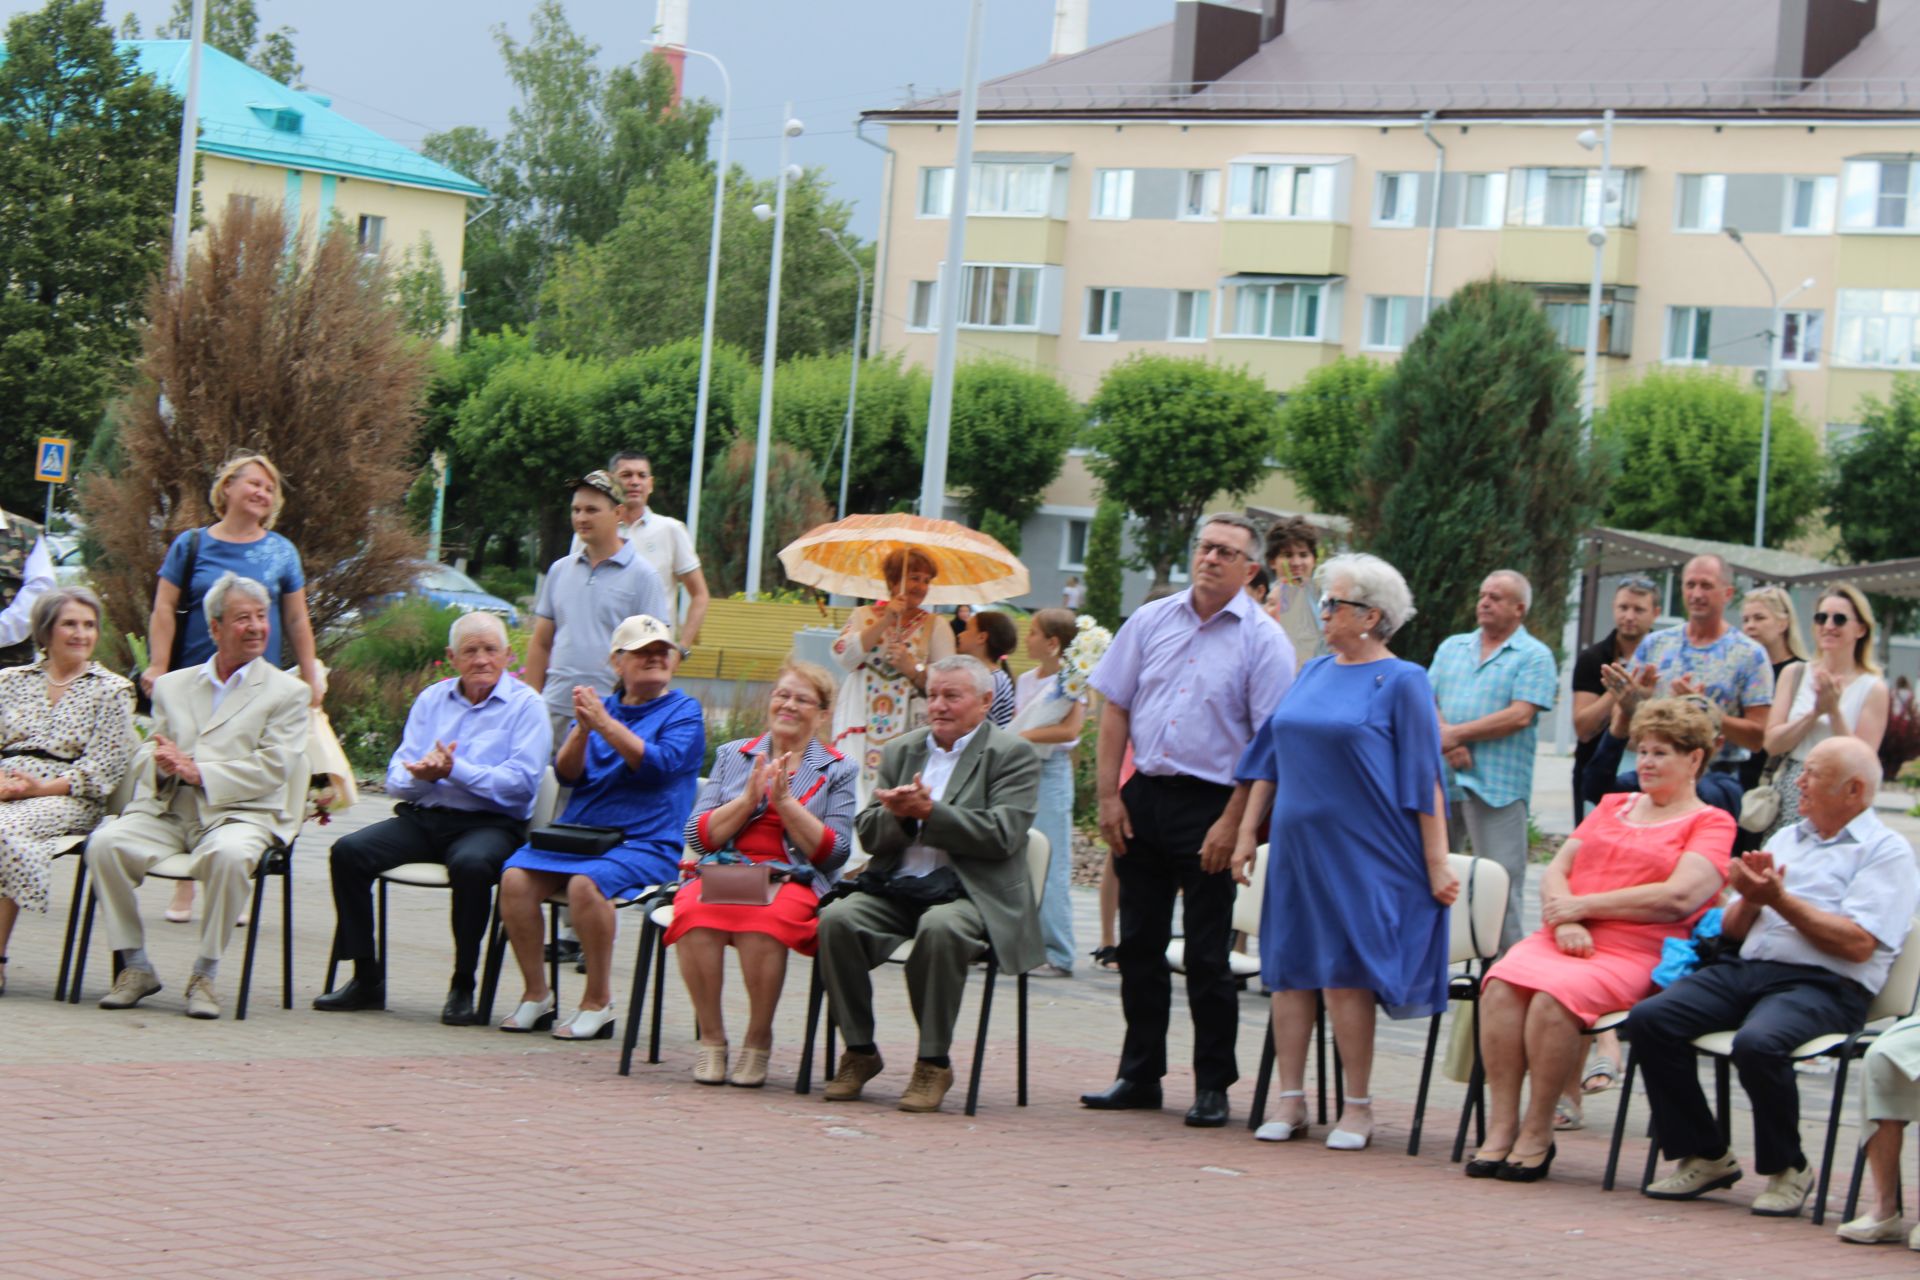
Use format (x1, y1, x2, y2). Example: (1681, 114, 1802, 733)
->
(854, 721, 1044, 974)
(128, 659, 312, 844)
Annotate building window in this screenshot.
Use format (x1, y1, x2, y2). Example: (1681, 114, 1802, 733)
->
(1674, 174, 1726, 232)
(1373, 172, 1419, 227)
(1171, 289, 1210, 341)
(1780, 310, 1823, 366)
(1541, 300, 1591, 350)
(1787, 176, 1837, 234)
(1227, 162, 1335, 220)
(1836, 289, 1920, 367)
(1363, 296, 1411, 350)
(1061, 519, 1090, 571)
(961, 264, 1040, 329)
(227, 194, 258, 216)
(918, 167, 953, 217)
(1180, 169, 1220, 220)
(1827, 422, 1866, 451)
(1457, 172, 1507, 229)
(1666, 306, 1713, 363)
(1223, 281, 1325, 340)
(1509, 167, 1636, 228)
(1092, 169, 1134, 220)
(356, 214, 385, 255)
(1537, 288, 1631, 355)
(1085, 287, 1123, 340)
(907, 280, 939, 331)
(971, 162, 1054, 217)
(1842, 160, 1920, 231)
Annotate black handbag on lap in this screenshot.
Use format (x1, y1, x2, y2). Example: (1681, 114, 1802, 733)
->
(527, 824, 624, 856)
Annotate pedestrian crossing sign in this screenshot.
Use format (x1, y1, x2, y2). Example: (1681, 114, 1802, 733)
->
(34, 438, 71, 484)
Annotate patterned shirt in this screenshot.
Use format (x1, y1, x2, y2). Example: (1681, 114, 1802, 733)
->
(1429, 627, 1559, 810)
(1632, 624, 1774, 764)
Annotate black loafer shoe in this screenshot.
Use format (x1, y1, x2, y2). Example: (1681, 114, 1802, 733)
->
(1081, 1078, 1164, 1110)
(440, 988, 478, 1026)
(313, 977, 386, 1013)
(1185, 1087, 1231, 1128)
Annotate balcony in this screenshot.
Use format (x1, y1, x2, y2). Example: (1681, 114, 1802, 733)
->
(1220, 221, 1350, 277)
(963, 217, 1067, 265)
(1209, 338, 1343, 390)
(1497, 228, 1637, 286)
(1836, 234, 1920, 290)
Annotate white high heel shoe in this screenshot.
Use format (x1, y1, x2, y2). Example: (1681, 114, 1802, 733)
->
(1254, 1090, 1311, 1142)
(498, 993, 555, 1032)
(1326, 1096, 1374, 1151)
(553, 1005, 616, 1040)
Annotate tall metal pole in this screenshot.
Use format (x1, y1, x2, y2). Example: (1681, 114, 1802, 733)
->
(1724, 230, 1813, 548)
(671, 46, 731, 553)
(745, 109, 801, 600)
(168, 0, 208, 280)
(822, 228, 866, 520)
(918, 0, 985, 519)
(1578, 108, 1613, 433)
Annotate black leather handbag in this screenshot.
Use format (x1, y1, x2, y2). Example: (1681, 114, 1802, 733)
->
(527, 823, 624, 856)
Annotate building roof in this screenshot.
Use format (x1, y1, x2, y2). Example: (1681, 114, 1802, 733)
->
(124, 41, 487, 198)
(871, 0, 1920, 120)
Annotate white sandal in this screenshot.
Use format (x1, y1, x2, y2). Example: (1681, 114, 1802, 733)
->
(498, 993, 555, 1033)
(1327, 1096, 1374, 1151)
(553, 1005, 616, 1040)
(1254, 1090, 1311, 1142)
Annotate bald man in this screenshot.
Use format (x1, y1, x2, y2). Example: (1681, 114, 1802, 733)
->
(1630, 737, 1920, 1218)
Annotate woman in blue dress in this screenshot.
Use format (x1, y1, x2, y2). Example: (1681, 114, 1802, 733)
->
(498, 615, 705, 1041)
(1233, 553, 1458, 1151)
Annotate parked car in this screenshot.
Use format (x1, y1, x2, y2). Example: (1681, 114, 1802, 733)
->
(395, 561, 521, 628)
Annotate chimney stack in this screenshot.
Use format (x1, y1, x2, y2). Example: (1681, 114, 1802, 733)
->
(1261, 0, 1286, 43)
(1171, 0, 1262, 95)
(1774, 0, 1878, 86)
(653, 0, 689, 102)
(1051, 0, 1090, 59)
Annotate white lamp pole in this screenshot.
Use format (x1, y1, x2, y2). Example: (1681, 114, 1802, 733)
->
(1725, 227, 1814, 548)
(168, 0, 208, 280)
(744, 109, 803, 600)
(820, 227, 866, 520)
(1575, 108, 1614, 434)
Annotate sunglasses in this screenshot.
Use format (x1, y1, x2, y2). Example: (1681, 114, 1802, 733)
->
(1813, 611, 1856, 627)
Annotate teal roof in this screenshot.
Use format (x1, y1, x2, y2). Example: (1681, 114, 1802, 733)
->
(119, 41, 487, 198)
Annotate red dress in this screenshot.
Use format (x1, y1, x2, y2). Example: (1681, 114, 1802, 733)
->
(1484, 792, 1733, 1024)
(665, 805, 822, 955)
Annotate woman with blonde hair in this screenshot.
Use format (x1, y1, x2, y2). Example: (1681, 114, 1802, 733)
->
(829, 546, 955, 807)
(1760, 582, 1890, 841)
(141, 453, 322, 923)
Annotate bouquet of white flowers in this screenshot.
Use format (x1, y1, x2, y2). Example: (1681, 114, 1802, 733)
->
(1055, 614, 1112, 701)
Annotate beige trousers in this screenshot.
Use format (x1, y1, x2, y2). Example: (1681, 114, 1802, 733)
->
(86, 813, 274, 964)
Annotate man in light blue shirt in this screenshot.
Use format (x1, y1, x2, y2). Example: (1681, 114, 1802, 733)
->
(1428, 569, 1558, 953)
(315, 611, 551, 1025)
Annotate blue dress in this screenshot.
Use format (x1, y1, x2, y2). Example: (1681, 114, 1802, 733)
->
(158, 527, 305, 667)
(1236, 655, 1449, 1019)
(504, 689, 706, 897)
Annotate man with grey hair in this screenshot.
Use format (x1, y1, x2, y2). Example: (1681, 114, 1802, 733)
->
(314, 610, 551, 1025)
(1428, 569, 1558, 954)
(815, 654, 1043, 1114)
(88, 572, 310, 1020)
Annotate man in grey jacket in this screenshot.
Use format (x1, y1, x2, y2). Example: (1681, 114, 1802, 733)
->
(817, 655, 1042, 1113)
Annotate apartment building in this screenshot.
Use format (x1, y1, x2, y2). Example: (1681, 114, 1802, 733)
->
(861, 0, 1920, 608)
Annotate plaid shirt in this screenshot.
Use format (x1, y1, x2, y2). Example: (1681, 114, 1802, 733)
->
(1428, 627, 1558, 810)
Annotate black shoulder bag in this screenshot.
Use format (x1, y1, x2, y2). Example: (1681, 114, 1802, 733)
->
(136, 528, 200, 715)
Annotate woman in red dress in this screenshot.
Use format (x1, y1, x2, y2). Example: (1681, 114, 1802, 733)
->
(668, 662, 855, 1088)
(1471, 698, 1734, 1182)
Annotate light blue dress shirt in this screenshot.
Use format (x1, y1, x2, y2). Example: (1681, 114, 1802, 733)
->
(384, 674, 552, 820)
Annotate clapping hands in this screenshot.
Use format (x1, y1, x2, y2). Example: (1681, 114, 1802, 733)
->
(151, 734, 202, 787)
(403, 739, 458, 782)
(1730, 850, 1787, 908)
(876, 772, 934, 821)
(571, 685, 613, 735)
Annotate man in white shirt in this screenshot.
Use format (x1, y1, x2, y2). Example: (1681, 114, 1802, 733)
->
(570, 452, 709, 647)
(0, 508, 55, 668)
(1631, 736, 1920, 1217)
(816, 656, 1042, 1114)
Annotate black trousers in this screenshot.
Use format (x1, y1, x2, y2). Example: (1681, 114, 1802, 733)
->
(1627, 957, 1871, 1174)
(1112, 773, 1239, 1091)
(327, 804, 524, 987)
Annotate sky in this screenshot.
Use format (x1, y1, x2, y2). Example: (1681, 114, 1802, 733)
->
(10, 0, 1182, 238)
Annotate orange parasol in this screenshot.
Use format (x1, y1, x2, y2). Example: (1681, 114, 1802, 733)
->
(777, 513, 1030, 605)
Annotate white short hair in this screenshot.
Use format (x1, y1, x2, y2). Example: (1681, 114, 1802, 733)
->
(1315, 553, 1416, 639)
(927, 654, 995, 698)
(1486, 569, 1533, 614)
(448, 610, 509, 650)
(204, 572, 270, 625)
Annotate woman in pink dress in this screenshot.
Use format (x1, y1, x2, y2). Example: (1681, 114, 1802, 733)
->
(1470, 698, 1734, 1182)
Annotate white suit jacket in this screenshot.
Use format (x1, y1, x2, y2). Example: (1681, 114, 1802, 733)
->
(128, 659, 312, 844)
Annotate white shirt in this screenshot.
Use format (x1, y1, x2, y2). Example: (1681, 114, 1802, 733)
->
(895, 722, 982, 879)
(1744, 806, 1920, 991)
(203, 656, 255, 714)
(0, 536, 55, 648)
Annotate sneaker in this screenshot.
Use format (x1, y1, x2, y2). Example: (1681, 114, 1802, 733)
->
(1644, 1152, 1743, 1201)
(822, 1049, 884, 1102)
(898, 1060, 956, 1113)
(1750, 1162, 1814, 1217)
(184, 974, 220, 1020)
(1837, 1211, 1906, 1243)
(98, 967, 162, 1010)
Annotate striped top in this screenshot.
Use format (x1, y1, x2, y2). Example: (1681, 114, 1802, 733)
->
(683, 733, 856, 894)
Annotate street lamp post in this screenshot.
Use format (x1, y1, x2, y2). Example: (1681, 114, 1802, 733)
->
(168, 0, 208, 281)
(1575, 109, 1614, 433)
(820, 227, 866, 520)
(1724, 226, 1816, 548)
(744, 109, 804, 600)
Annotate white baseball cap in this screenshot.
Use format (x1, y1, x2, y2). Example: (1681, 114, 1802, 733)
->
(609, 614, 676, 654)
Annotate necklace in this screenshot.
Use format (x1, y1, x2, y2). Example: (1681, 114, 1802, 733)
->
(44, 666, 84, 688)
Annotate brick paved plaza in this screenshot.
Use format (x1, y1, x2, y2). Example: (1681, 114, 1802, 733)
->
(3, 764, 1913, 1279)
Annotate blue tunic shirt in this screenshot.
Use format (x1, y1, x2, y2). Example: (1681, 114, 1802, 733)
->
(158, 527, 305, 667)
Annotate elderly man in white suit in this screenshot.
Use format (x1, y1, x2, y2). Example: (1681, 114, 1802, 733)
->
(88, 572, 311, 1019)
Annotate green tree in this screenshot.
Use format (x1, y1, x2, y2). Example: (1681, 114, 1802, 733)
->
(590, 337, 757, 522)
(389, 234, 455, 343)
(978, 509, 1022, 556)
(1084, 498, 1124, 629)
(1829, 375, 1920, 635)
(772, 349, 927, 515)
(0, 0, 181, 516)
(696, 437, 831, 596)
(1084, 354, 1280, 594)
(1274, 355, 1387, 516)
(407, 328, 538, 567)
(949, 360, 1079, 527)
(1596, 367, 1823, 547)
(1355, 278, 1609, 665)
(149, 0, 302, 84)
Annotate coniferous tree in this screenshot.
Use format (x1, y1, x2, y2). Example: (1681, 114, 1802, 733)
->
(1084, 498, 1125, 629)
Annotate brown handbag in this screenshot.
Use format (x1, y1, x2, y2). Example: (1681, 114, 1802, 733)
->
(696, 862, 779, 906)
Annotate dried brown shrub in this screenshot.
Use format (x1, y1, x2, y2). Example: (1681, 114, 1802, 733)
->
(82, 202, 429, 650)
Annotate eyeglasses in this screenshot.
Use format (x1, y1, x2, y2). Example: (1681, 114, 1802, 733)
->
(770, 690, 822, 708)
(1813, 611, 1855, 627)
(1319, 597, 1372, 616)
(1194, 539, 1249, 562)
